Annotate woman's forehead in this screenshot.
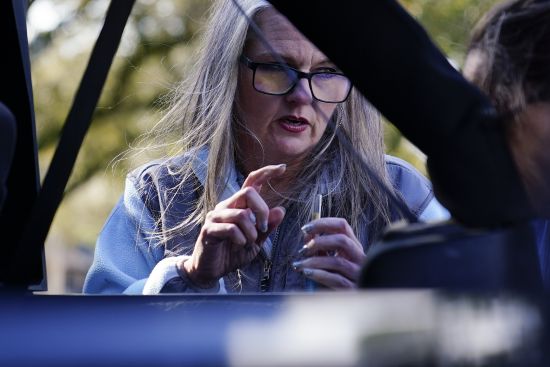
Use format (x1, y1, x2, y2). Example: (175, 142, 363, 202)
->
(245, 7, 327, 62)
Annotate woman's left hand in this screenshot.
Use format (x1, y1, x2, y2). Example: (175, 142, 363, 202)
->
(292, 218, 366, 289)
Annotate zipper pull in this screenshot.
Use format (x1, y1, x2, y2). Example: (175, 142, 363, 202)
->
(260, 260, 272, 292)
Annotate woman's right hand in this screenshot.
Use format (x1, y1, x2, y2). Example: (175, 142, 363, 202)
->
(178, 164, 287, 288)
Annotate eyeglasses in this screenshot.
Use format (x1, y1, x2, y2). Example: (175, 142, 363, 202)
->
(240, 55, 352, 103)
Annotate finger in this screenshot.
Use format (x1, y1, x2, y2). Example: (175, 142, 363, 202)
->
(242, 164, 287, 192)
(202, 222, 247, 248)
(301, 217, 360, 245)
(300, 268, 355, 289)
(221, 186, 270, 232)
(299, 234, 366, 264)
(292, 256, 361, 282)
(207, 208, 258, 244)
(256, 206, 286, 245)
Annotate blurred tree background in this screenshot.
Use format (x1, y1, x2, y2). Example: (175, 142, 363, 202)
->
(27, 0, 501, 292)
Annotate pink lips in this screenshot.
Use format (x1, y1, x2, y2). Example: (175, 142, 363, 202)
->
(278, 115, 309, 133)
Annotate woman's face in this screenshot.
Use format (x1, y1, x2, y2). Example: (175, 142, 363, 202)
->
(236, 8, 340, 170)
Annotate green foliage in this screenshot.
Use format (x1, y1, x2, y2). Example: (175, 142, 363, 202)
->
(399, 0, 502, 63)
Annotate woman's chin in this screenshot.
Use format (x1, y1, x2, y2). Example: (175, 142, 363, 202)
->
(267, 147, 310, 165)
(270, 138, 315, 158)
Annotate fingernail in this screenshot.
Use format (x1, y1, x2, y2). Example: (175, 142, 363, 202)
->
(260, 220, 268, 233)
(298, 245, 308, 255)
(302, 268, 313, 277)
(298, 241, 313, 255)
(328, 250, 339, 257)
(292, 260, 303, 270)
(301, 223, 314, 234)
(249, 212, 256, 225)
(278, 163, 286, 169)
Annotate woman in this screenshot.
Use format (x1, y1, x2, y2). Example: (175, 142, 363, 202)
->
(463, 0, 550, 287)
(84, 0, 448, 294)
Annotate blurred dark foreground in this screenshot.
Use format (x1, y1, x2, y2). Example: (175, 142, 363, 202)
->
(0, 291, 548, 367)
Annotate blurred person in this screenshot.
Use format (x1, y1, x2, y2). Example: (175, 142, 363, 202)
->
(83, 0, 448, 295)
(464, 0, 550, 286)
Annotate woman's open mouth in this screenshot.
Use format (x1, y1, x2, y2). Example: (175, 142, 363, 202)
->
(279, 116, 309, 133)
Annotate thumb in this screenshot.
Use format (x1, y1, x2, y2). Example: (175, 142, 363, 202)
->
(256, 206, 286, 245)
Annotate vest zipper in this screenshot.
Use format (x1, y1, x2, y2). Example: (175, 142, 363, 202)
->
(259, 259, 272, 292)
(259, 226, 281, 292)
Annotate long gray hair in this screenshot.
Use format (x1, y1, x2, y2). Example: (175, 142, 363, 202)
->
(151, 0, 396, 249)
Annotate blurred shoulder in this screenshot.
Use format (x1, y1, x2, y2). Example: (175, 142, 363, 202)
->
(385, 155, 430, 188)
(385, 155, 433, 216)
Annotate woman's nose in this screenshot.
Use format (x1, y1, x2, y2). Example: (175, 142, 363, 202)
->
(285, 78, 313, 105)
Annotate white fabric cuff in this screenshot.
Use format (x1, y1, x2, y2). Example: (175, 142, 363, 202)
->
(142, 255, 227, 295)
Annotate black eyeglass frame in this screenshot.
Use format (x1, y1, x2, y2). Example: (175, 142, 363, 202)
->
(240, 55, 352, 103)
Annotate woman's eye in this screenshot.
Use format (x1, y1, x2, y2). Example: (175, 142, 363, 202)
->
(316, 67, 338, 73)
(258, 63, 290, 74)
(315, 73, 339, 80)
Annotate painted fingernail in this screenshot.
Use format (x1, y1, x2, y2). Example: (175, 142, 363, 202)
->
(301, 223, 314, 234)
(260, 220, 268, 233)
(328, 250, 339, 257)
(292, 260, 303, 270)
(297, 241, 313, 255)
(249, 212, 256, 225)
(302, 268, 313, 277)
